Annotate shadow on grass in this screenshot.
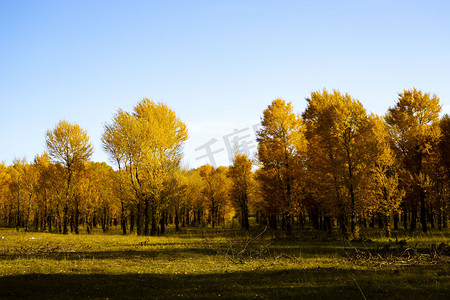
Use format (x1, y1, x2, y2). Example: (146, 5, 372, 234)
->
(0, 240, 382, 261)
(0, 265, 448, 299)
(0, 246, 217, 261)
(0, 237, 428, 261)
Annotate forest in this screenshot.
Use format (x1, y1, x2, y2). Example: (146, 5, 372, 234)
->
(0, 88, 449, 240)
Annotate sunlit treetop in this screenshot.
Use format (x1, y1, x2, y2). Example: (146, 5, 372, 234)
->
(45, 120, 93, 169)
(386, 88, 441, 128)
(385, 88, 442, 155)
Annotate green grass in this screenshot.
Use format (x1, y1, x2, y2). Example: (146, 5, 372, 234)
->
(0, 226, 449, 299)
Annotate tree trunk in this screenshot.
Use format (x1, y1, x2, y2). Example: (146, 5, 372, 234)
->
(325, 216, 332, 233)
(25, 192, 32, 231)
(349, 183, 357, 238)
(299, 212, 305, 228)
(410, 200, 417, 232)
(402, 204, 408, 230)
(438, 201, 442, 231)
(211, 198, 216, 229)
(269, 213, 277, 230)
(241, 194, 249, 230)
(62, 203, 69, 234)
(150, 203, 158, 236)
(136, 201, 142, 236)
(16, 177, 21, 230)
(121, 200, 127, 235)
(175, 208, 180, 231)
(184, 206, 188, 227)
(144, 199, 149, 236)
(393, 211, 399, 230)
(160, 211, 166, 235)
(420, 187, 427, 232)
(430, 203, 435, 229)
(197, 209, 201, 226)
(339, 214, 348, 240)
(129, 213, 134, 233)
(48, 215, 52, 233)
(385, 212, 391, 238)
(74, 199, 80, 234)
(377, 212, 384, 229)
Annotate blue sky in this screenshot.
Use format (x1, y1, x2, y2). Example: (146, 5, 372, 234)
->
(1, 0, 449, 168)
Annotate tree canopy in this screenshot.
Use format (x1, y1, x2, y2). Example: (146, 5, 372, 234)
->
(0, 91, 448, 237)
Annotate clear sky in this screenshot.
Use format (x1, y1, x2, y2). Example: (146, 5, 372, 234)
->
(1, 0, 449, 168)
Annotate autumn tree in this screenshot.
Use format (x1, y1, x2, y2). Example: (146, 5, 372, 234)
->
(303, 90, 376, 239)
(8, 158, 29, 230)
(79, 162, 118, 233)
(385, 89, 441, 232)
(183, 169, 205, 226)
(21, 161, 37, 231)
(366, 115, 404, 237)
(257, 99, 306, 234)
(32, 154, 56, 232)
(426, 139, 447, 231)
(440, 115, 450, 180)
(45, 158, 66, 232)
(227, 153, 253, 230)
(0, 162, 12, 226)
(45, 120, 93, 234)
(198, 164, 231, 228)
(102, 98, 188, 235)
(431, 115, 450, 230)
(163, 170, 188, 232)
(102, 111, 130, 234)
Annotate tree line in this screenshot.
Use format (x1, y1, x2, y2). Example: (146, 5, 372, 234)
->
(0, 90, 448, 239)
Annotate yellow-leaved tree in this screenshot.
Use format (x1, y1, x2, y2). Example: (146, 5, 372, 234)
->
(385, 88, 441, 232)
(102, 98, 188, 235)
(0, 162, 12, 227)
(9, 158, 29, 230)
(257, 99, 306, 234)
(198, 164, 231, 228)
(366, 114, 404, 237)
(303, 90, 375, 239)
(183, 169, 205, 226)
(45, 120, 93, 234)
(436, 115, 450, 229)
(227, 153, 253, 230)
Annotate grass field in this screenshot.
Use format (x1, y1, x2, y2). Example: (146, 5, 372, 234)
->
(0, 225, 449, 299)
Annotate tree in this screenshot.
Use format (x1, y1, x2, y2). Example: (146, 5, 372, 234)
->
(183, 169, 205, 226)
(21, 160, 37, 232)
(433, 115, 450, 230)
(102, 98, 188, 235)
(367, 115, 404, 237)
(102, 110, 130, 234)
(385, 88, 441, 232)
(303, 90, 375, 239)
(45, 120, 93, 234)
(81, 162, 118, 233)
(198, 164, 230, 228)
(439, 115, 450, 180)
(164, 170, 187, 232)
(0, 162, 12, 227)
(9, 158, 28, 230)
(227, 153, 253, 230)
(33, 153, 58, 232)
(257, 99, 306, 233)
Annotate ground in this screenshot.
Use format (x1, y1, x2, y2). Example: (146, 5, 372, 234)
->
(0, 225, 449, 299)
